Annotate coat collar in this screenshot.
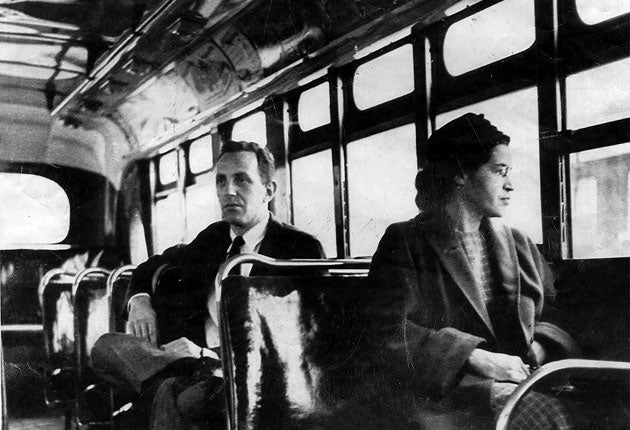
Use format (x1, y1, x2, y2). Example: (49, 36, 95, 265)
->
(418, 215, 520, 339)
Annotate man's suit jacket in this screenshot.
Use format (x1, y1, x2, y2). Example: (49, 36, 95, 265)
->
(368, 214, 578, 415)
(126, 214, 325, 347)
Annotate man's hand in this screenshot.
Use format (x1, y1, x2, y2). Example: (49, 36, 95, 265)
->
(126, 295, 157, 346)
(466, 348, 530, 383)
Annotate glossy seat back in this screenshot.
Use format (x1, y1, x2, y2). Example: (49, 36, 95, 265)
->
(220, 272, 415, 430)
(107, 265, 136, 334)
(72, 267, 111, 426)
(38, 269, 77, 407)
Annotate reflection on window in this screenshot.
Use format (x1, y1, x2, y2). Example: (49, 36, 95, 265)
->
(0, 173, 69, 244)
(185, 184, 221, 242)
(298, 83, 330, 131)
(443, 0, 534, 75)
(347, 124, 418, 256)
(231, 111, 267, 146)
(155, 194, 183, 253)
(570, 142, 630, 258)
(353, 44, 414, 110)
(159, 151, 178, 185)
(566, 58, 630, 130)
(576, 0, 630, 25)
(189, 134, 213, 174)
(129, 209, 148, 264)
(291, 151, 335, 257)
(437, 87, 543, 243)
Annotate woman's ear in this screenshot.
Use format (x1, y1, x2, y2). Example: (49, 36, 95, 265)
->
(454, 174, 466, 188)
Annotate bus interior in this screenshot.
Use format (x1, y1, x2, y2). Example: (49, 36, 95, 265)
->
(0, 0, 629, 428)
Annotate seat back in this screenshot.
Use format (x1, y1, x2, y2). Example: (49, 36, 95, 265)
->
(218, 256, 416, 430)
(72, 267, 111, 426)
(38, 268, 77, 406)
(107, 265, 136, 333)
(496, 359, 630, 430)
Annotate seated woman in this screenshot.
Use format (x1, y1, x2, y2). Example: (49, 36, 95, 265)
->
(368, 113, 581, 429)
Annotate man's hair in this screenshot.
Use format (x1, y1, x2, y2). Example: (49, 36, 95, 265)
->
(415, 113, 510, 212)
(216, 140, 275, 184)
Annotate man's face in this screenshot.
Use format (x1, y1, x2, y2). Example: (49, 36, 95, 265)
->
(461, 144, 514, 218)
(215, 151, 275, 231)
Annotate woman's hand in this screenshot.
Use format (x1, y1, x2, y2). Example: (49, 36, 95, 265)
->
(466, 348, 530, 383)
(159, 337, 202, 358)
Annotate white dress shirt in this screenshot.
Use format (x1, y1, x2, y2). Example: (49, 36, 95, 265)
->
(205, 212, 270, 347)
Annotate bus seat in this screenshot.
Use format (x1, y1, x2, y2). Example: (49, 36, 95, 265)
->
(107, 265, 136, 334)
(219, 273, 426, 430)
(151, 264, 189, 345)
(71, 268, 112, 427)
(39, 269, 77, 408)
(496, 359, 630, 430)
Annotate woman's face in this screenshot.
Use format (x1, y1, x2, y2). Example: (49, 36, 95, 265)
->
(461, 144, 513, 218)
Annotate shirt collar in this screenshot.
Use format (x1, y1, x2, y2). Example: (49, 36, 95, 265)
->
(229, 212, 270, 251)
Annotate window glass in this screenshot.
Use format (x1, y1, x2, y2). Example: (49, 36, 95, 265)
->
(566, 58, 630, 130)
(436, 87, 542, 243)
(347, 124, 418, 256)
(291, 150, 336, 257)
(353, 44, 414, 110)
(185, 184, 221, 242)
(231, 111, 267, 146)
(189, 134, 214, 174)
(298, 83, 331, 131)
(158, 151, 178, 185)
(443, 0, 535, 75)
(576, 0, 630, 25)
(0, 173, 69, 244)
(570, 142, 630, 258)
(155, 194, 183, 252)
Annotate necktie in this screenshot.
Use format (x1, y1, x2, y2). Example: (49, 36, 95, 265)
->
(226, 236, 245, 276)
(226, 236, 245, 261)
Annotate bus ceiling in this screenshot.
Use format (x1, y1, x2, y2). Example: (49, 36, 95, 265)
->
(0, 0, 467, 184)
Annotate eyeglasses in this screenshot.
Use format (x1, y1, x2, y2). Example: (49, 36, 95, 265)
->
(492, 164, 512, 178)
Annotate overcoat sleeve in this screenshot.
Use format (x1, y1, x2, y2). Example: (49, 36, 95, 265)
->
(513, 229, 581, 360)
(369, 223, 486, 398)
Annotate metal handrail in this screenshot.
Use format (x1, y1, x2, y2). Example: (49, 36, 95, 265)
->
(38, 268, 73, 307)
(214, 254, 372, 430)
(496, 358, 630, 430)
(106, 264, 136, 298)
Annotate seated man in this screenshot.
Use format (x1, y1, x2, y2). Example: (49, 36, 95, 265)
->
(368, 114, 581, 429)
(91, 140, 324, 429)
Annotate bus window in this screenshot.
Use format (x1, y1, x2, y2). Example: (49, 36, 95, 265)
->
(443, 0, 535, 76)
(347, 124, 418, 256)
(353, 44, 414, 110)
(154, 194, 183, 252)
(158, 150, 179, 185)
(0, 173, 69, 244)
(566, 57, 630, 130)
(575, 0, 630, 25)
(231, 111, 267, 146)
(436, 87, 542, 243)
(291, 150, 336, 257)
(298, 82, 330, 131)
(189, 134, 213, 174)
(185, 184, 220, 242)
(570, 142, 630, 258)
